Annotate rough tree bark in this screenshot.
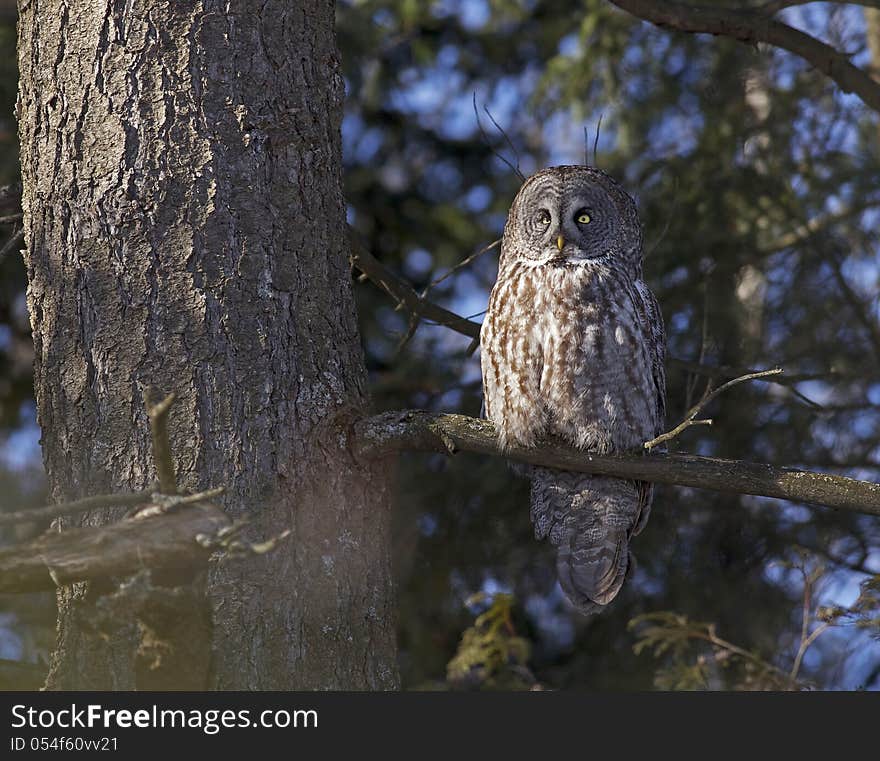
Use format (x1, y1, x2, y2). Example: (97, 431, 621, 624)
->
(16, 1, 397, 689)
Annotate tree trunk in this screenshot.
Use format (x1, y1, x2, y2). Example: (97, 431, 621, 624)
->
(16, 0, 398, 689)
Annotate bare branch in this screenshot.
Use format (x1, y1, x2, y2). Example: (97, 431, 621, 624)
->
(473, 93, 525, 181)
(0, 228, 24, 263)
(667, 358, 861, 386)
(349, 228, 481, 340)
(0, 487, 158, 528)
(645, 368, 784, 450)
(593, 113, 603, 166)
(422, 239, 500, 297)
(354, 410, 880, 516)
(790, 563, 828, 682)
(607, 0, 880, 113)
(351, 235, 864, 408)
(701, 624, 797, 687)
(131, 487, 226, 519)
(644, 418, 714, 449)
(145, 389, 179, 494)
(827, 247, 880, 360)
(684, 270, 712, 410)
(482, 104, 525, 182)
(0, 502, 230, 594)
(0, 213, 22, 225)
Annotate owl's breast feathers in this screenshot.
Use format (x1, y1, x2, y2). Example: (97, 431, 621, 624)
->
(481, 260, 665, 453)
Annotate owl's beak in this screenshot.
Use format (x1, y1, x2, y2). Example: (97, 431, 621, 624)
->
(556, 235, 565, 251)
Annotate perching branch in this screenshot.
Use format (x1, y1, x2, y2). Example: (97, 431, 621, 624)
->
(607, 0, 880, 113)
(0, 501, 230, 594)
(354, 410, 880, 516)
(644, 367, 784, 450)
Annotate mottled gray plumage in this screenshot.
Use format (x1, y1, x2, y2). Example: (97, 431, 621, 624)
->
(480, 165, 666, 614)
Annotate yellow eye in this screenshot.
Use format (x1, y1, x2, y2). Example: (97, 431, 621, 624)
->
(576, 211, 591, 224)
(537, 210, 551, 225)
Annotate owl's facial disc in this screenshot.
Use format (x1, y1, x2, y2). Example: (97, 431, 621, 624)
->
(516, 180, 621, 265)
(526, 196, 614, 264)
(505, 166, 641, 271)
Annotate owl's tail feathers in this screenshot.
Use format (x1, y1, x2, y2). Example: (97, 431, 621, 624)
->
(530, 469, 640, 614)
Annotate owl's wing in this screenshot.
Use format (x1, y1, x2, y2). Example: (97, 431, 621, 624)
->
(632, 280, 666, 537)
(634, 279, 667, 434)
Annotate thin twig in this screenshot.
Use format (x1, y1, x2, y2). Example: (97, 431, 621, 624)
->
(171, 487, 225, 505)
(0, 487, 158, 528)
(132, 487, 226, 519)
(789, 563, 830, 682)
(483, 105, 524, 182)
(759, 198, 880, 254)
(421, 239, 500, 297)
(473, 94, 525, 181)
(349, 228, 481, 339)
(145, 389, 179, 495)
(0, 228, 24, 262)
(667, 358, 855, 387)
(644, 368, 784, 450)
(684, 273, 711, 411)
(0, 213, 22, 225)
(393, 314, 422, 357)
(790, 622, 831, 681)
(592, 113, 603, 167)
(827, 244, 880, 361)
(700, 625, 797, 687)
(779, 383, 823, 410)
(798, 564, 816, 664)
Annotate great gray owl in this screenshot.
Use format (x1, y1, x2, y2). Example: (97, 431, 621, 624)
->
(480, 165, 666, 614)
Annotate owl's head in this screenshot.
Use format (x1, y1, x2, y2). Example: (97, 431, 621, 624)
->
(502, 165, 642, 275)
